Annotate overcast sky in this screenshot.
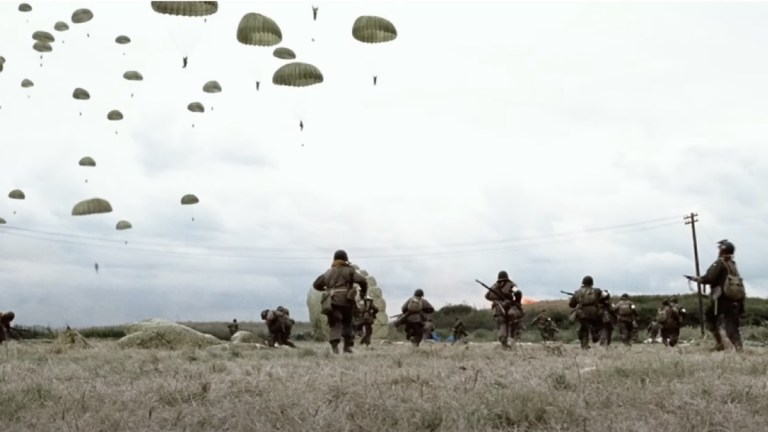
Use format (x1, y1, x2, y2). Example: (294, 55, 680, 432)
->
(1, 1, 767, 327)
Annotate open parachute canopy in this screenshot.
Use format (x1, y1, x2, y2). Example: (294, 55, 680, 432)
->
(0, 217, 6, 224)
(71, 8, 94, 24)
(8, 189, 25, 200)
(273, 47, 296, 60)
(236, 13, 282, 47)
(18, 3, 32, 12)
(54, 21, 69, 32)
(21, 78, 34, 88)
(187, 102, 204, 113)
(33, 41, 52, 53)
(72, 87, 90, 100)
(32, 31, 55, 43)
(352, 16, 398, 44)
(151, 1, 218, 17)
(115, 35, 131, 44)
(107, 110, 123, 120)
(272, 62, 323, 87)
(202, 80, 221, 93)
(78, 156, 96, 167)
(180, 194, 199, 205)
(123, 71, 143, 81)
(116, 220, 132, 230)
(72, 198, 112, 216)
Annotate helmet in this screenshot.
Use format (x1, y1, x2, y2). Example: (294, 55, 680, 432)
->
(662, 300, 670, 306)
(333, 249, 349, 261)
(414, 289, 424, 297)
(498, 271, 509, 280)
(601, 290, 610, 299)
(621, 294, 629, 299)
(260, 310, 269, 320)
(1, 311, 14, 321)
(669, 296, 678, 303)
(718, 240, 735, 255)
(233, 319, 237, 323)
(582, 275, 594, 286)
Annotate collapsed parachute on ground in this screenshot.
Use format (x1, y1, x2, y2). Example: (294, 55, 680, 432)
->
(8, 189, 25, 199)
(203, 80, 221, 93)
(123, 71, 143, 81)
(71, 8, 93, 24)
(116, 220, 132, 230)
(33, 31, 55, 43)
(78, 156, 96, 167)
(273, 47, 296, 60)
(33, 41, 52, 53)
(236, 13, 282, 46)
(18, 3, 32, 12)
(107, 110, 123, 120)
(151, 1, 218, 17)
(180, 194, 199, 205)
(72, 87, 90, 100)
(21, 79, 34, 88)
(187, 102, 204, 113)
(352, 16, 398, 43)
(54, 21, 69, 31)
(115, 35, 131, 44)
(72, 198, 112, 216)
(272, 62, 323, 87)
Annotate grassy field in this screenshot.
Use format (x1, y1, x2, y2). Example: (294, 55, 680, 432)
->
(1, 336, 766, 432)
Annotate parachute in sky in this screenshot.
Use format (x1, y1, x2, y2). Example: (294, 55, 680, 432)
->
(273, 47, 296, 60)
(187, 102, 204, 113)
(116, 220, 132, 230)
(8, 189, 25, 199)
(21, 78, 34, 88)
(72, 198, 112, 216)
(272, 62, 323, 87)
(123, 71, 143, 81)
(181, 194, 199, 205)
(18, 3, 31, 12)
(0, 56, 5, 72)
(236, 13, 282, 46)
(71, 8, 93, 24)
(32, 31, 54, 43)
(352, 16, 398, 43)
(151, 1, 218, 17)
(32, 41, 52, 53)
(107, 110, 123, 120)
(0, 217, 6, 224)
(202, 80, 221, 93)
(115, 35, 131, 44)
(54, 21, 69, 31)
(72, 87, 90, 100)
(79, 156, 96, 167)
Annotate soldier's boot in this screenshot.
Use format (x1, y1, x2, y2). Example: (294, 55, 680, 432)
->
(330, 340, 340, 354)
(710, 331, 725, 351)
(343, 338, 354, 354)
(499, 336, 512, 350)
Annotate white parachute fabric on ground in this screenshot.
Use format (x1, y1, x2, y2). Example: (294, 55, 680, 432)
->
(116, 319, 221, 349)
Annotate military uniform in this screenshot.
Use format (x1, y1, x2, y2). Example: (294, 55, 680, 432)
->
(646, 321, 661, 343)
(596, 291, 616, 346)
(397, 289, 435, 346)
(568, 276, 603, 350)
(615, 294, 638, 345)
(0, 311, 19, 344)
(530, 311, 558, 341)
(261, 309, 296, 348)
(227, 319, 239, 336)
(657, 300, 681, 347)
(312, 250, 369, 354)
(357, 297, 379, 346)
(423, 319, 435, 341)
(485, 271, 523, 349)
(692, 241, 744, 351)
(451, 318, 468, 344)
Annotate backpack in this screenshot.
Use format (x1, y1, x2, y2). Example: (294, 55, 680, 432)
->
(579, 287, 600, 306)
(407, 297, 423, 313)
(656, 308, 670, 324)
(617, 301, 633, 316)
(722, 260, 746, 301)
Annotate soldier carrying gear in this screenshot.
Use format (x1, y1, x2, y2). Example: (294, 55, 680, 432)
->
(357, 296, 379, 346)
(396, 289, 435, 347)
(657, 300, 682, 347)
(688, 240, 744, 351)
(530, 309, 558, 341)
(484, 271, 524, 350)
(227, 319, 239, 337)
(261, 309, 296, 348)
(569, 275, 603, 350)
(0, 311, 19, 343)
(313, 249, 368, 354)
(615, 294, 638, 346)
(646, 321, 661, 343)
(451, 317, 468, 344)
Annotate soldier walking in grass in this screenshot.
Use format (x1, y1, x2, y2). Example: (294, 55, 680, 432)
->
(0, 311, 20, 343)
(451, 317, 468, 344)
(646, 321, 661, 343)
(657, 300, 681, 347)
(615, 294, 638, 345)
(568, 276, 603, 350)
(313, 249, 368, 354)
(261, 308, 296, 348)
(530, 309, 559, 341)
(597, 290, 616, 346)
(227, 319, 239, 336)
(357, 296, 379, 346)
(395, 289, 435, 347)
(687, 240, 745, 352)
(485, 271, 524, 350)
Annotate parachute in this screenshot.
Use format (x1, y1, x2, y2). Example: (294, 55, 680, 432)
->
(0, 217, 6, 224)
(187, 102, 204, 113)
(0, 56, 5, 73)
(151, 1, 218, 17)
(32, 31, 55, 43)
(236, 13, 282, 46)
(71, 8, 94, 24)
(21, 79, 34, 88)
(79, 156, 96, 167)
(115, 35, 131, 44)
(72, 198, 112, 216)
(73, 88, 90, 100)
(107, 110, 123, 120)
(202, 80, 221, 93)
(272, 62, 323, 87)
(116, 220, 132, 230)
(54, 21, 69, 32)
(180, 194, 199, 205)
(273, 47, 296, 60)
(123, 71, 143, 81)
(18, 3, 32, 12)
(8, 190, 25, 200)
(352, 16, 397, 44)
(33, 41, 52, 53)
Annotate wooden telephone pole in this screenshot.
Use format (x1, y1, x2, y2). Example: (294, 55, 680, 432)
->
(684, 212, 705, 335)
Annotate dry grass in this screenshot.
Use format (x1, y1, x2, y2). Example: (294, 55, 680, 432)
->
(0, 339, 766, 431)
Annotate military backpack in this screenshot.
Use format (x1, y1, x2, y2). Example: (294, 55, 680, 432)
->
(578, 287, 600, 306)
(721, 259, 746, 301)
(407, 297, 423, 313)
(617, 301, 634, 316)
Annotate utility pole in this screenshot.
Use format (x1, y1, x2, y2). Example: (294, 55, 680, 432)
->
(684, 212, 705, 336)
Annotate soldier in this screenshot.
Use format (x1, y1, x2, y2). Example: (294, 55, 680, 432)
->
(485, 271, 524, 350)
(260, 309, 296, 348)
(530, 309, 558, 341)
(358, 296, 379, 346)
(657, 300, 682, 347)
(396, 289, 435, 347)
(615, 294, 638, 345)
(688, 240, 745, 351)
(646, 321, 661, 343)
(598, 291, 617, 346)
(423, 318, 435, 341)
(451, 317, 468, 344)
(669, 296, 688, 323)
(568, 276, 603, 350)
(227, 319, 239, 336)
(313, 250, 368, 354)
(0, 311, 19, 343)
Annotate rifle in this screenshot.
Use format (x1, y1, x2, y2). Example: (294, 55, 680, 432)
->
(475, 279, 511, 318)
(560, 291, 574, 296)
